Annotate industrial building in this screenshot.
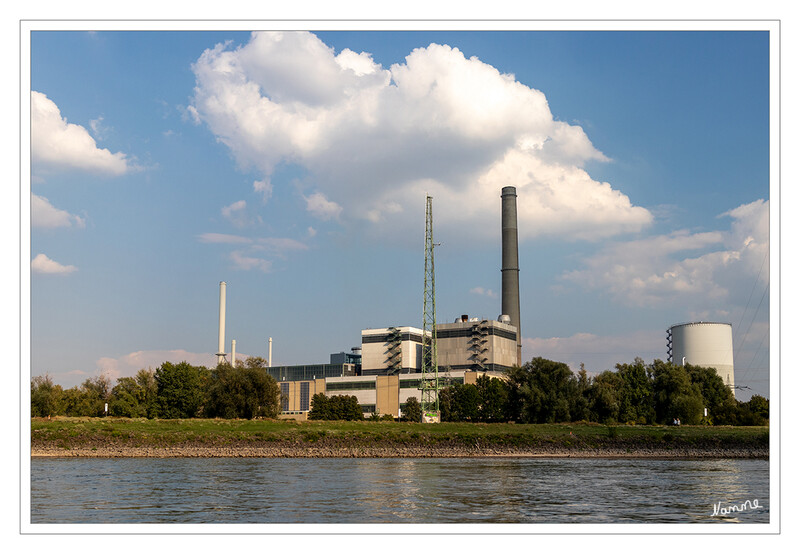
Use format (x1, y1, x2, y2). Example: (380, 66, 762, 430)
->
(230, 186, 524, 419)
(268, 316, 515, 418)
(667, 322, 736, 397)
(276, 370, 506, 419)
(212, 184, 744, 419)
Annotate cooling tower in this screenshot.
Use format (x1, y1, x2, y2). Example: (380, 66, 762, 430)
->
(668, 322, 735, 397)
(501, 186, 522, 365)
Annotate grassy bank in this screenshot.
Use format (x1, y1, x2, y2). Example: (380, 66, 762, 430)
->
(30, 417, 769, 458)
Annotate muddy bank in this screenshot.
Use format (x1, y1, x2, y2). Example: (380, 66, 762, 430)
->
(31, 442, 768, 459)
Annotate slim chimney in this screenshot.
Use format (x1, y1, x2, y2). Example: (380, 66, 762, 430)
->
(231, 339, 236, 368)
(501, 187, 522, 365)
(216, 281, 227, 365)
(268, 337, 273, 367)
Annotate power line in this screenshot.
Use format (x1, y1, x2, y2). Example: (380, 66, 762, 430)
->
(733, 250, 768, 337)
(734, 280, 769, 357)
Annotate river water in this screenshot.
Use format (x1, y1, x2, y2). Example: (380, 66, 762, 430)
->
(30, 457, 769, 524)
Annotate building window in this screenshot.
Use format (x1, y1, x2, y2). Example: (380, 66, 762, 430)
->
(300, 382, 310, 411)
(326, 381, 377, 391)
(280, 383, 289, 411)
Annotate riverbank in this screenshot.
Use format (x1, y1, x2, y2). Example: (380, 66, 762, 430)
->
(30, 417, 769, 459)
(31, 444, 767, 458)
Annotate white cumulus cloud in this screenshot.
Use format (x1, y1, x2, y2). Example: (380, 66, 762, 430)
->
(31, 194, 85, 228)
(562, 199, 769, 308)
(31, 253, 77, 274)
(304, 191, 343, 221)
(189, 31, 652, 241)
(31, 91, 132, 176)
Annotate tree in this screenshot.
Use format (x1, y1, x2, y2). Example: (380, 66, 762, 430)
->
(570, 366, 592, 422)
(329, 395, 363, 420)
(31, 375, 63, 417)
(109, 377, 146, 418)
(308, 393, 331, 420)
(155, 361, 206, 419)
(615, 358, 655, 424)
(506, 358, 580, 423)
(747, 395, 769, 422)
(475, 375, 511, 422)
(204, 360, 281, 419)
(401, 397, 422, 422)
(732, 395, 769, 426)
(588, 371, 623, 424)
(685, 364, 737, 424)
(309, 394, 362, 420)
(109, 369, 159, 418)
(650, 360, 704, 425)
(134, 369, 159, 418)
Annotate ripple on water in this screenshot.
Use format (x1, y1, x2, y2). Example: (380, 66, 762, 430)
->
(30, 457, 769, 524)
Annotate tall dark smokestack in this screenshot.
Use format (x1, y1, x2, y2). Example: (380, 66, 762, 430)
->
(501, 186, 522, 366)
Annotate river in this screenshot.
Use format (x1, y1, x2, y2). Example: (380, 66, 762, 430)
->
(30, 457, 769, 524)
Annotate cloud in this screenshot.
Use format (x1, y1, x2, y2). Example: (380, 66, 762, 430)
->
(221, 199, 261, 228)
(31, 253, 77, 274)
(197, 232, 307, 270)
(469, 286, 498, 299)
(197, 232, 253, 244)
(31, 91, 132, 176)
(230, 250, 272, 273)
(253, 179, 273, 202)
(561, 199, 769, 308)
(31, 194, 86, 228)
(189, 32, 651, 242)
(197, 232, 307, 253)
(255, 237, 308, 253)
(96, 349, 218, 381)
(304, 191, 342, 221)
(523, 330, 668, 375)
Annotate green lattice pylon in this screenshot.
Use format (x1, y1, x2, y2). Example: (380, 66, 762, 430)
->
(420, 195, 439, 420)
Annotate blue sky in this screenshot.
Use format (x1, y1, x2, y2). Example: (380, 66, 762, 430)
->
(28, 29, 772, 399)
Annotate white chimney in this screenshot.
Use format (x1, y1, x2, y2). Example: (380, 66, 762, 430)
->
(232, 339, 236, 368)
(216, 281, 226, 365)
(268, 337, 273, 367)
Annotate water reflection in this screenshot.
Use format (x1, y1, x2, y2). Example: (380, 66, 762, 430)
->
(30, 458, 769, 524)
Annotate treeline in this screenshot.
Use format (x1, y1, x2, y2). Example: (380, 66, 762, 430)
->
(30, 357, 281, 420)
(439, 358, 768, 426)
(31, 356, 769, 426)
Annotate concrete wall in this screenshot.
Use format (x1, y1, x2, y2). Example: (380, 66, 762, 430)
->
(361, 327, 425, 373)
(280, 379, 325, 412)
(437, 320, 518, 371)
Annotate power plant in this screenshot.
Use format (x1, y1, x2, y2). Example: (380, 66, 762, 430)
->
(211, 186, 741, 418)
(214, 187, 521, 419)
